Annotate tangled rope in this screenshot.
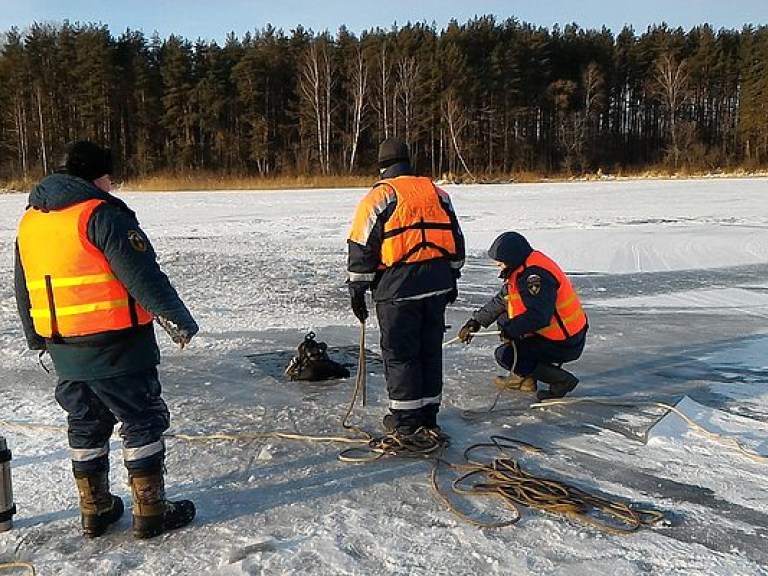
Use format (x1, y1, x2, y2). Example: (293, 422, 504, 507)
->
(339, 429, 449, 462)
(432, 435, 666, 533)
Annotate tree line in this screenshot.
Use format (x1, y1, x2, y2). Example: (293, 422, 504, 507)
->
(1, 16, 767, 183)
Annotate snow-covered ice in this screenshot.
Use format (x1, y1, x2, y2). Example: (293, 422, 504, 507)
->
(1, 177, 768, 575)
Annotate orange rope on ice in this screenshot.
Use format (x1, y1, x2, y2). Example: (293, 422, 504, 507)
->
(0, 561, 36, 575)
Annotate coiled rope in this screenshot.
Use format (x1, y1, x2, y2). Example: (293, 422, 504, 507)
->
(430, 435, 666, 533)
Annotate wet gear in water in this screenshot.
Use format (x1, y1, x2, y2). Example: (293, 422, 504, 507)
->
(285, 331, 350, 381)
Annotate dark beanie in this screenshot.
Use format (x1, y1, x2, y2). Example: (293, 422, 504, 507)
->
(57, 140, 113, 181)
(487, 231, 533, 269)
(378, 137, 410, 169)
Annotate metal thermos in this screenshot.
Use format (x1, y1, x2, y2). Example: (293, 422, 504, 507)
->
(0, 436, 16, 531)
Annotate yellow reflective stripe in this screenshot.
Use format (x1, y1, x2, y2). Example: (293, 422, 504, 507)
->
(560, 309, 586, 324)
(30, 299, 129, 318)
(27, 272, 117, 291)
(538, 326, 559, 336)
(556, 292, 576, 310)
(539, 310, 585, 337)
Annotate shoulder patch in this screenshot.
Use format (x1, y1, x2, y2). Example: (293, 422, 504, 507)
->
(127, 230, 147, 252)
(526, 274, 542, 296)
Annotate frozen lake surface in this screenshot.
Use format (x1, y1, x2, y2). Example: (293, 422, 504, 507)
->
(1, 177, 768, 575)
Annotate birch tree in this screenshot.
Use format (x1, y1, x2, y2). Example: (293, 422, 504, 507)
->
(652, 53, 690, 169)
(298, 35, 334, 174)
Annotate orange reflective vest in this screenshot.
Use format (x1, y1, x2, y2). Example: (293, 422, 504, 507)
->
(506, 251, 587, 341)
(17, 199, 153, 338)
(376, 176, 457, 267)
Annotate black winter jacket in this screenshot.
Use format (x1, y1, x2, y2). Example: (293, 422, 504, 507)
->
(14, 174, 198, 379)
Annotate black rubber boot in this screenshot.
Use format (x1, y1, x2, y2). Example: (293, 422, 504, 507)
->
(532, 363, 579, 386)
(534, 364, 579, 401)
(130, 470, 195, 539)
(75, 470, 124, 538)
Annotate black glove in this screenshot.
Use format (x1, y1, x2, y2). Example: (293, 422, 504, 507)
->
(351, 293, 368, 323)
(458, 318, 481, 344)
(446, 287, 458, 305)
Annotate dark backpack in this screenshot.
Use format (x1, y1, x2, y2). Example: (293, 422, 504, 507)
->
(285, 331, 350, 382)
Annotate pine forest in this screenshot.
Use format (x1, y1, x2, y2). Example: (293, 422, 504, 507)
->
(1, 16, 767, 185)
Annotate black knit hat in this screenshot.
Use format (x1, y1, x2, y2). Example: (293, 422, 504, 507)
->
(378, 137, 410, 169)
(57, 140, 113, 181)
(488, 231, 533, 269)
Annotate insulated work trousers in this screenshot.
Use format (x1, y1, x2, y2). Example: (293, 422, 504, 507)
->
(494, 327, 588, 376)
(54, 367, 170, 475)
(376, 294, 447, 431)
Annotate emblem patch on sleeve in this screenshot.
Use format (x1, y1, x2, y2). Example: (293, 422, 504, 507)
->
(526, 274, 542, 296)
(127, 230, 147, 252)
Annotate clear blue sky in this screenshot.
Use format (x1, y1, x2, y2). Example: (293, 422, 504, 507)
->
(1, 0, 766, 42)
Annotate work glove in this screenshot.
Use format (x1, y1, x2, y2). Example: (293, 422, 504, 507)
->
(458, 318, 481, 344)
(156, 315, 198, 349)
(351, 293, 368, 323)
(446, 286, 458, 305)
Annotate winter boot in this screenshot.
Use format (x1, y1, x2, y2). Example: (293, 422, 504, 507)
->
(129, 470, 195, 539)
(74, 470, 124, 538)
(382, 408, 423, 436)
(493, 372, 537, 392)
(534, 364, 579, 401)
(419, 404, 450, 442)
(405, 427, 448, 452)
(371, 427, 446, 455)
(382, 413, 399, 434)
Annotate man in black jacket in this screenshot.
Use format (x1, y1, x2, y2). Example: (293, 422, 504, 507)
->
(347, 137, 465, 450)
(14, 141, 197, 539)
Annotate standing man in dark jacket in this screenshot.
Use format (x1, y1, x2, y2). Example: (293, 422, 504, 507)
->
(458, 231, 588, 401)
(347, 137, 465, 450)
(14, 141, 197, 539)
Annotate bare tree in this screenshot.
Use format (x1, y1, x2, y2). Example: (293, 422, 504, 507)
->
(34, 85, 48, 174)
(396, 56, 419, 144)
(347, 45, 368, 172)
(652, 53, 691, 169)
(371, 41, 391, 139)
(14, 97, 30, 178)
(442, 92, 474, 180)
(322, 39, 333, 173)
(299, 37, 334, 174)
